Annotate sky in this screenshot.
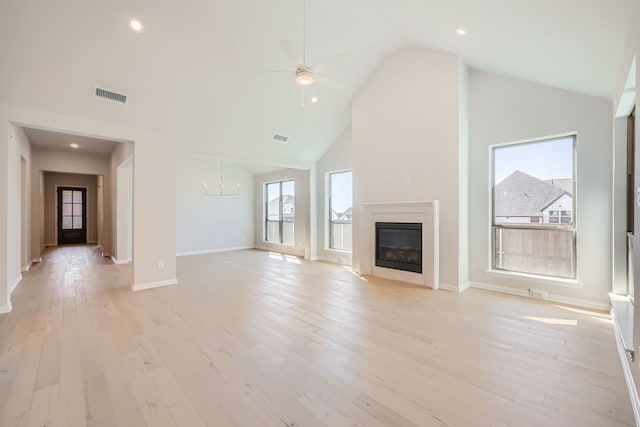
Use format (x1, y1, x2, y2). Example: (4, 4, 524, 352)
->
(330, 171, 352, 212)
(494, 136, 574, 184)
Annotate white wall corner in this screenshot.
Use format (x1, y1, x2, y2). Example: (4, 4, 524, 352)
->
(0, 302, 12, 314)
(131, 278, 178, 292)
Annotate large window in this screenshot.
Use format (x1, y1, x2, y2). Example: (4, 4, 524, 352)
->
(265, 180, 295, 244)
(329, 170, 352, 251)
(492, 135, 576, 279)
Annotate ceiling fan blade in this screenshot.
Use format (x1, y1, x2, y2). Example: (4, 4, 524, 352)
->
(315, 74, 344, 91)
(279, 40, 301, 66)
(311, 52, 349, 69)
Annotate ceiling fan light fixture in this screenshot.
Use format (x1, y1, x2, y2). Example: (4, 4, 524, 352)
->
(295, 69, 314, 86)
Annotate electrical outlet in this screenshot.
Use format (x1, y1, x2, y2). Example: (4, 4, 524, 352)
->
(157, 261, 165, 270)
(529, 288, 547, 300)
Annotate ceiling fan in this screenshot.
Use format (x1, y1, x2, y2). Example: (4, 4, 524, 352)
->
(263, 0, 348, 97)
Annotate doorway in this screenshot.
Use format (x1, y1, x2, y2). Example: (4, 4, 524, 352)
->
(57, 187, 87, 245)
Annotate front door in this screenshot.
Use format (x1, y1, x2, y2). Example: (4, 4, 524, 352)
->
(57, 187, 87, 245)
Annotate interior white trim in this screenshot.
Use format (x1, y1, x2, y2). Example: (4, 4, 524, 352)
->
(0, 303, 12, 314)
(176, 246, 254, 257)
(9, 275, 21, 296)
(110, 256, 129, 265)
(470, 281, 610, 311)
(131, 279, 178, 292)
(31, 258, 41, 264)
(21, 261, 32, 273)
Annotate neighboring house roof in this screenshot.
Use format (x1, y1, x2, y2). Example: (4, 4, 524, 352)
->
(495, 170, 569, 217)
(544, 178, 572, 194)
(332, 207, 353, 221)
(268, 194, 295, 212)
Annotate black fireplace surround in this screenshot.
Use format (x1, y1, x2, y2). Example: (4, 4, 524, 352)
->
(375, 222, 422, 274)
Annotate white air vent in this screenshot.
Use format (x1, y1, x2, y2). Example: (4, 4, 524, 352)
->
(94, 87, 128, 105)
(273, 134, 289, 143)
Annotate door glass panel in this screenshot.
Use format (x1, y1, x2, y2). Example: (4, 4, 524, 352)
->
(62, 217, 73, 229)
(72, 204, 82, 216)
(73, 217, 83, 229)
(266, 183, 280, 221)
(62, 204, 72, 216)
(73, 191, 83, 203)
(62, 190, 73, 203)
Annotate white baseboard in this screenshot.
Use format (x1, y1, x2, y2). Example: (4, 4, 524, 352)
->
(613, 317, 640, 426)
(87, 240, 97, 244)
(110, 256, 130, 265)
(177, 246, 253, 257)
(439, 282, 470, 293)
(102, 252, 112, 258)
(32, 257, 41, 264)
(44, 243, 56, 248)
(469, 281, 610, 311)
(9, 275, 21, 296)
(131, 279, 178, 292)
(0, 302, 12, 314)
(21, 261, 32, 273)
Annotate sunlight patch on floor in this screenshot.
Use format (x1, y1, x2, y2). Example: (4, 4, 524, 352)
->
(524, 316, 578, 326)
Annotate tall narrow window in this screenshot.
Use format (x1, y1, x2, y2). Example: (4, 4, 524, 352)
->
(329, 170, 352, 251)
(492, 135, 576, 279)
(265, 180, 295, 244)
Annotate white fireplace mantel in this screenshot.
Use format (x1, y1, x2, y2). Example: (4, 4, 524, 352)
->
(358, 200, 439, 289)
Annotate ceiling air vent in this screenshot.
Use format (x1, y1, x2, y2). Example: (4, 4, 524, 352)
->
(94, 87, 128, 105)
(273, 134, 289, 143)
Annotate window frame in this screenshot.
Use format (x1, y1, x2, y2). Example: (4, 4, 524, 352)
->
(491, 134, 577, 280)
(264, 179, 295, 245)
(328, 170, 353, 252)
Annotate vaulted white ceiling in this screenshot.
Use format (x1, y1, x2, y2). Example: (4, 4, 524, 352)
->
(0, 0, 635, 166)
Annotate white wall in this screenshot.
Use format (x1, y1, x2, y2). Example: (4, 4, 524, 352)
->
(352, 46, 464, 290)
(110, 142, 133, 263)
(254, 168, 310, 257)
(468, 70, 613, 309)
(2, 124, 32, 312)
(14, 127, 31, 274)
(315, 127, 352, 265)
(176, 152, 254, 255)
(42, 172, 99, 245)
(612, 6, 640, 416)
(0, 120, 9, 312)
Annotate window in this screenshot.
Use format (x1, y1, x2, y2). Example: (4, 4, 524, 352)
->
(329, 170, 353, 251)
(492, 135, 576, 279)
(265, 180, 295, 244)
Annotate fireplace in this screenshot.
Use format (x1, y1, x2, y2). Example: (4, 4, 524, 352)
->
(375, 222, 422, 273)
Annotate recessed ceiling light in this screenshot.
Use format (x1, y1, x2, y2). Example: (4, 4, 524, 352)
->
(128, 18, 144, 33)
(69, 143, 79, 149)
(455, 28, 467, 36)
(311, 96, 318, 104)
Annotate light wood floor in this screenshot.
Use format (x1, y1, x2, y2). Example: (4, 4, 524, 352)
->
(0, 246, 634, 426)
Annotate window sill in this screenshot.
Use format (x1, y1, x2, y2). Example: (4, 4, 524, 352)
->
(485, 268, 583, 289)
